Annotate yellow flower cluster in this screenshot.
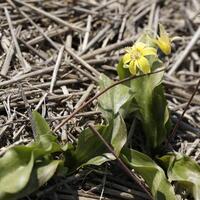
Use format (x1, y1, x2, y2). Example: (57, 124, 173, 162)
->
(123, 24, 171, 75)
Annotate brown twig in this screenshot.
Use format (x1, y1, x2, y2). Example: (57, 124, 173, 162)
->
(81, 36, 135, 60)
(64, 45, 100, 77)
(49, 46, 64, 93)
(88, 124, 153, 200)
(166, 79, 200, 145)
(1, 25, 22, 76)
(13, 0, 85, 32)
(7, 0, 60, 50)
(53, 68, 165, 132)
(18, 84, 36, 139)
(168, 26, 200, 75)
(4, 7, 31, 73)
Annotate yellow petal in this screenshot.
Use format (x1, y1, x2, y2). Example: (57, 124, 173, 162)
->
(136, 56, 150, 74)
(142, 47, 157, 56)
(156, 24, 171, 55)
(129, 60, 137, 75)
(123, 53, 131, 64)
(156, 38, 171, 55)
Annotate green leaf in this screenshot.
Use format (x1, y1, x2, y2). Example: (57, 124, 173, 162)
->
(70, 114, 127, 169)
(160, 153, 200, 199)
(0, 147, 34, 195)
(121, 148, 176, 200)
(116, 58, 131, 80)
(65, 125, 113, 170)
(98, 74, 135, 120)
(67, 74, 133, 170)
(73, 125, 109, 167)
(35, 160, 61, 186)
(130, 71, 171, 152)
(32, 111, 61, 153)
(111, 113, 127, 155)
(0, 112, 64, 200)
(84, 153, 115, 166)
(0, 158, 61, 200)
(15, 159, 62, 199)
(0, 142, 62, 200)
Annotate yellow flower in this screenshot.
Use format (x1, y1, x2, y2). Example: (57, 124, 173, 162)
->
(123, 42, 157, 75)
(155, 24, 171, 55)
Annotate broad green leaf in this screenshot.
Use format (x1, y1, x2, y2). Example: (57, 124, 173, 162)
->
(160, 153, 200, 199)
(64, 125, 112, 170)
(32, 111, 61, 153)
(130, 71, 171, 152)
(35, 160, 61, 186)
(70, 114, 127, 169)
(111, 113, 127, 155)
(73, 125, 109, 167)
(0, 139, 62, 200)
(68, 74, 131, 170)
(14, 160, 62, 199)
(0, 112, 64, 200)
(98, 74, 136, 120)
(0, 159, 61, 200)
(121, 148, 176, 200)
(0, 148, 34, 194)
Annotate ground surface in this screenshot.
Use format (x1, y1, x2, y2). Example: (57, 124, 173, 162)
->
(0, 0, 200, 199)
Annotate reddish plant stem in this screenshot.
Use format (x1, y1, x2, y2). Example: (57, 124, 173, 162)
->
(53, 68, 164, 132)
(88, 124, 153, 200)
(166, 79, 200, 145)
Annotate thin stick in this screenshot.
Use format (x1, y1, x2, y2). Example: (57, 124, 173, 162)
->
(82, 15, 92, 52)
(18, 84, 36, 139)
(1, 25, 21, 76)
(64, 46, 100, 77)
(53, 68, 164, 132)
(69, 63, 97, 82)
(13, 0, 85, 33)
(93, 0, 117, 11)
(18, 37, 49, 61)
(0, 92, 85, 111)
(81, 36, 135, 60)
(79, 24, 112, 56)
(74, 84, 94, 109)
(168, 26, 200, 75)
(8, 0, 60, 51)
(4, 7, 31, 72)
(0, 66, 56, 87)
(117, 14, 128, 42)
(34, 93, 48, 111)
(27, 26, 71, 46)
(0, 79, 81, 95)
(148, 1, 157, 29)
(153, 5, 160, 35)
(166, 79, 200, 145)
(50, 46, 64, 93)
(88, 124, 153, 200)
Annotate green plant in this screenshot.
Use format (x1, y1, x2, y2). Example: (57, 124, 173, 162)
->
(0, 25, 199, 200)
(0, 112, 63, 200)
